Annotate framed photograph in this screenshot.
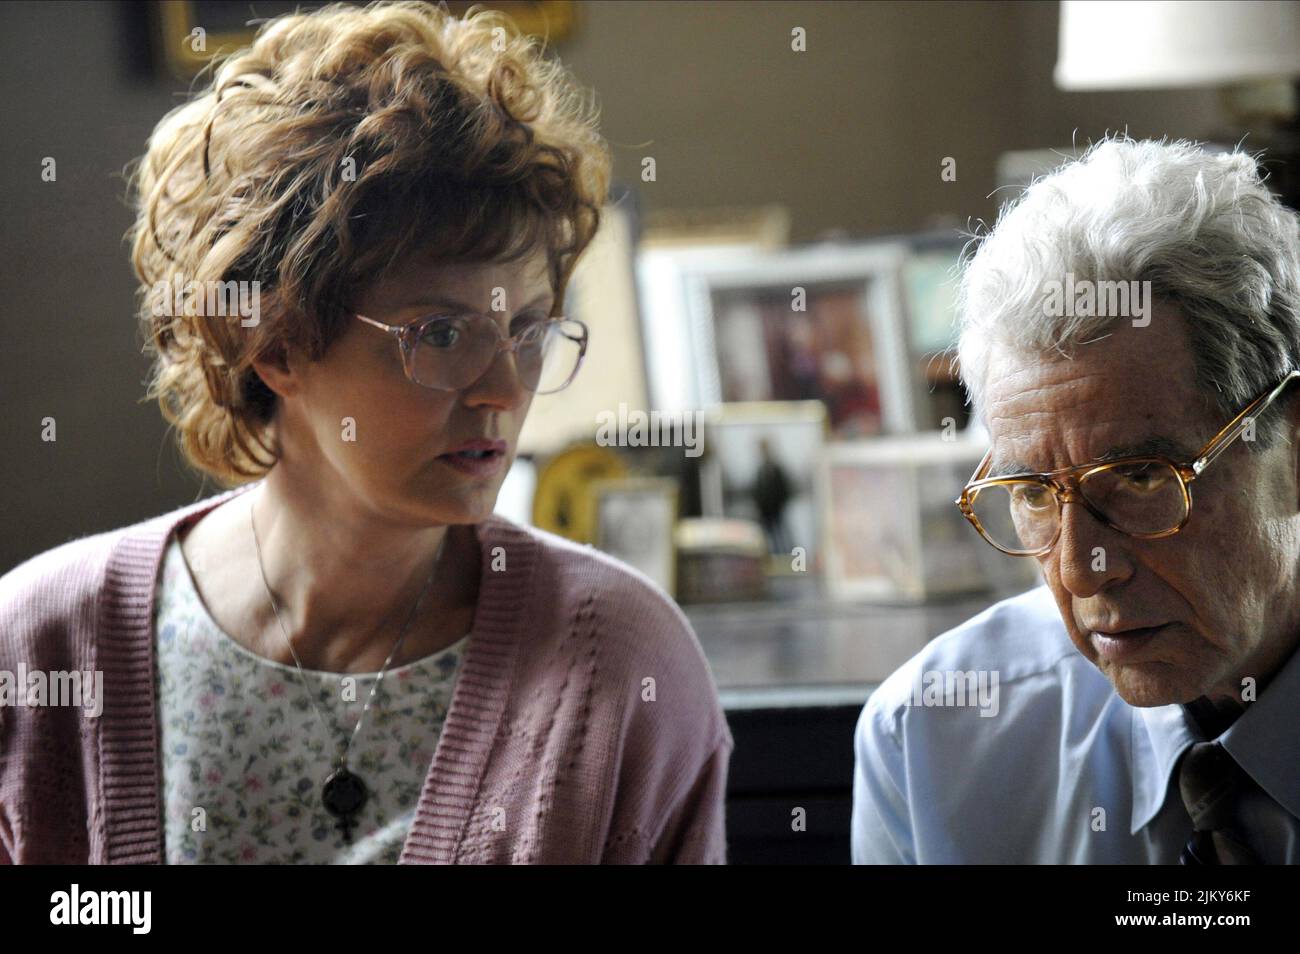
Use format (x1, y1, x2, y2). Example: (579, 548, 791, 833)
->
(637, 246, 766, 415)
(677, 242, 919, 439)
(901, 231, 967, 356)
(532, 442, 629, 543)
(899, 231, 972, 431)
(699, 401, 828, 566)
(817, 434, 1038, 602)
(589, 477, 679, 596)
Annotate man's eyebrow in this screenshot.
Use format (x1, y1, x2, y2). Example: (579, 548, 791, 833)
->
(987, 457, 1040, 478)
(989, 436, 1196, 477)
(987, 459, 1030, 478)
(1093, 436, 1197, 462)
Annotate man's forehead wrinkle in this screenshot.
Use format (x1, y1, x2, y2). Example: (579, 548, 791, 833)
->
(987, 354, 1121, 406)
(985, 381, 1107, 441)
(985, 403, 1059, 476)
(987, 390, 1176, 478)
(1096, 435, 1197, 461)
(987, 412, 1201, 477)
(981, 334, 1209, 477)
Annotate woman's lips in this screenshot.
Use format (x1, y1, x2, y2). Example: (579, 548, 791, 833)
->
(1090, 625, 1169, 664)
(436, 447, 506, 477)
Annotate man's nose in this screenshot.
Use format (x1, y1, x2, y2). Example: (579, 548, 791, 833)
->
(1053, 498, 1132, 596)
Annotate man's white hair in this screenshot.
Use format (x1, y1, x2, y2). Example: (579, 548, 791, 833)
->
(955, 135, 1300, 447)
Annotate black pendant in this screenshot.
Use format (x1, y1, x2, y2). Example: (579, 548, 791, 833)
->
(322, 766, 367, 844)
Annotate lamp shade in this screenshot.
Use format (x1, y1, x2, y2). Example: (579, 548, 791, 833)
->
(1056, 0, 1300, 90)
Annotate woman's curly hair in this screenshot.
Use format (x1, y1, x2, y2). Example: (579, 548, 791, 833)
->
(127, 1, 612, 488)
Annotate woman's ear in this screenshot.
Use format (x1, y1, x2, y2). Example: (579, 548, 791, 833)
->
(251, 343, 300, 401)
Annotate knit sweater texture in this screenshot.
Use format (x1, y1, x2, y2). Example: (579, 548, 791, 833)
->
(0, 482, 733, 863)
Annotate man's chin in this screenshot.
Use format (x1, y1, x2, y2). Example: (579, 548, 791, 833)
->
(1102, 660, 1205, 707)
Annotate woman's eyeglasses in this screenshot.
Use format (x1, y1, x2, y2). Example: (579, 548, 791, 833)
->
(354, 311, 588, 395)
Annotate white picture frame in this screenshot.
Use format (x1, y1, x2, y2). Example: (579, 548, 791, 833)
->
(670, 242, 920, 436)
(699, 400, 828, 566)
(590, 477, 679, 596)
(816, 433, 1039, 602)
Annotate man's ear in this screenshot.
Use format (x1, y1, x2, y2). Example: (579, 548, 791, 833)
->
(1288, 396, 1300, 511)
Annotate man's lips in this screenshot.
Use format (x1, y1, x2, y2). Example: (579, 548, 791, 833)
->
(1089, 623, 1168, 636)
(1089, 624, 1171, 663)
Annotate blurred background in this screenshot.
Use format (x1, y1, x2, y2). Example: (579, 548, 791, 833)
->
(3, 0, 1298, 861)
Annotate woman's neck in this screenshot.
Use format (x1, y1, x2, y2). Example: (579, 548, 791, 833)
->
(179, 468, 480, 673)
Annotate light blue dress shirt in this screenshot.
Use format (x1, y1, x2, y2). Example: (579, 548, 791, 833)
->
(852, 585, 1300, 863)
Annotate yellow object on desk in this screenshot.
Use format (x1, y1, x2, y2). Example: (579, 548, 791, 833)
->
(531, 442, 629, 544)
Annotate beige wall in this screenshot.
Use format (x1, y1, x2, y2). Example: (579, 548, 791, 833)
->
(0, 0, 1227, 571)
(559, 0, 1223, 239)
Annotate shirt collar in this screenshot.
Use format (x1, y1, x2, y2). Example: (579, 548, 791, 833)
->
(1130, 641, 1300, 834)
(1130, 699, 1197, 835)
(1221, 642, 1300, 820)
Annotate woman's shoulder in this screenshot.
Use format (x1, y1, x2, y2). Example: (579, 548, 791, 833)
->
(1, 527, 125, 622)
(481, 515, 699, 646)
(0, 488, 246, 659)
(477, 515, 727, 730)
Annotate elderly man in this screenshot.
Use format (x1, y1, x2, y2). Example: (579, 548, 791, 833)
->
(852, 137, 1300, 863)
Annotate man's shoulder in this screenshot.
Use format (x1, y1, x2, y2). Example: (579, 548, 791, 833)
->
(909, 584, 1075, 674)
(861, 585, 1102, 741)
(853, 586, 1144, 864)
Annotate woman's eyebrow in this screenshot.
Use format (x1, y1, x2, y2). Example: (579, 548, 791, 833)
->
(400, 292, 554, 312)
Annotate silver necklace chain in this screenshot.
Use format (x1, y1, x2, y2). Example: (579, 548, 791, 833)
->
(248, 490, 445, 773)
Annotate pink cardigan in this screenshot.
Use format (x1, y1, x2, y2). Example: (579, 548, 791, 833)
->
(0, 482, 733, 864)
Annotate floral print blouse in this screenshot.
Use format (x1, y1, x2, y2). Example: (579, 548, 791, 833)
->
(153, 533, 469, 864)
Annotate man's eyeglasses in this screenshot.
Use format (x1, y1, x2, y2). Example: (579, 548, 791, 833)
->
(353, 311, 588, 395)
(956, 370, 1300, 556)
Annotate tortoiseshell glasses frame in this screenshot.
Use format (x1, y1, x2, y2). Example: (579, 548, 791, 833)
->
(955, 370, 1300, 556)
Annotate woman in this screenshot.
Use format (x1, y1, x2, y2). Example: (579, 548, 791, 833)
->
(0, 1, 732, 864)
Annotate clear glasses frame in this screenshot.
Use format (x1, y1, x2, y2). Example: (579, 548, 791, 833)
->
(353, 310, 589, 394)
(955, 370, 1300, 556)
